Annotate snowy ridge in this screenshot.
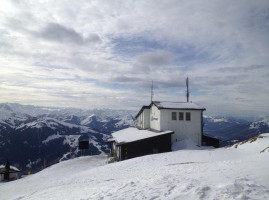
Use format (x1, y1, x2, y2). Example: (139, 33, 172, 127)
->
(1, 133, 269, 199)
(1, 103, 131, 173)
(0, 103, 136, 130)
(203, 115, 228, 123)
(261, 117, 269, 126)
(42, 134, 63, 144)
(80, 114, 95, 125)
(250, 116, 269, 129)
(16, 117, 96, 133)
(0, 104, 29, 127)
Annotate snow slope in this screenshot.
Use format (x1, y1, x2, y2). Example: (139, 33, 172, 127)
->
(1, 134, 269, 200)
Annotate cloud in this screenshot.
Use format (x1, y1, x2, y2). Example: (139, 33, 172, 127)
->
(33, 22, 99, 45)
(110, 76, 141, 83)
(136, 50, 174, 67)
(215, 64, 268, 73)
(0, 0, 269, 117)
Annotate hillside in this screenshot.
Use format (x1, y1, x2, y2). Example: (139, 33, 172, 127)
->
(0, 103, 136, 173)
(203, 115, 269, 146)
(1, 134, 268, 200)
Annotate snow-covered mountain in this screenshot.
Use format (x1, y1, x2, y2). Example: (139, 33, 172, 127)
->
(0, 103, 136, 174)
(0, 134, 268, 199)
(203, 115, 269, 146)
(1, 103, 268, 174)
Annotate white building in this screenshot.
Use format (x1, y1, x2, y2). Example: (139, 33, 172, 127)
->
(136, 101, 206, 145)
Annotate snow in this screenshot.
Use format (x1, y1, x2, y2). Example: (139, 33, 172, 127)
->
(91, 139, 104, 152)
(1, 134, 269, 199)
(0, 165, 19, 171)
(63, 135, 80, 148)
(80, 114, 95, 125)
(115, 115, 135, 127)
(261, 117, 269, 126)
(249, 116, 269, 129)
(42, 134, 63, 144)
(0, 103, 136, 130)
(17, 117, 78, 130)
(154, 101, 205, 110)
(112, 127, 173, 144)
(213, 118, 228, 123)
(0, 104, 29, 127)
(249, 123, 258, 129)
(26, 159, 42, 169)
(172, 139, 214, 151)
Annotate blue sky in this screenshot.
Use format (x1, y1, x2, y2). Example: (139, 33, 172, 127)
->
(0, 0, 269, 117)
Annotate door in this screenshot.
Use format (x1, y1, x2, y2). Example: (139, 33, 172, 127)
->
(4, 172, 9, 180)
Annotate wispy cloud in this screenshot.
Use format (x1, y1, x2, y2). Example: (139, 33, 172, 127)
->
(0, 0, 268, 117)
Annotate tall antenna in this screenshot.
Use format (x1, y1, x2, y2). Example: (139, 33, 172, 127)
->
(186, 77, 189, 102)
(151, 80, 154, 102)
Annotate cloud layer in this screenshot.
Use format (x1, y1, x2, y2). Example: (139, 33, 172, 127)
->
(0, 0, 269, 117)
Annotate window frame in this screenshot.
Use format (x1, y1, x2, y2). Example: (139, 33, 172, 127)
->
(186, 112, 191, 121)
(172, 112, 177, 120)
(178, 112, 184, 120)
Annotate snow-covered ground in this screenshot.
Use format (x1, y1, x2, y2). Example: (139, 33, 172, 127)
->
(1, 134, 269, 200)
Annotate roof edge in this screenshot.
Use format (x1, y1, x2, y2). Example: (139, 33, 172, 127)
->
(151, 101, 206, 111)
(115, 130, 174, 146)
(135, 105, 151, 118)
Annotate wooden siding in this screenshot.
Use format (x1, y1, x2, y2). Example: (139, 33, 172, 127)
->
(118, 133, 172, 161)
(202, 135, 220, 148)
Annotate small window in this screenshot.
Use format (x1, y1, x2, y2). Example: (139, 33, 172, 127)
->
(172, 112, 177, 120)
(179, 112, 184, 120)
(186, 112, 191, 121)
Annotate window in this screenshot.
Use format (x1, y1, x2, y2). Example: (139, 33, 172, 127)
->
(172, 112, 177, 120)
(179, 112, 184, 120)
(186, 112, 191, 121)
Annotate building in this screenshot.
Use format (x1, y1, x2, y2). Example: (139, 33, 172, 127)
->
(108, 100, 211, 161)
(0, 160, 20, 181)
(107, 127, 174, 161)
(136, 101, 206, 145)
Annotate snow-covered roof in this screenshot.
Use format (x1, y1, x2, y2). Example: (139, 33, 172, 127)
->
(112, 127, 174, 144)
(0, 165, 20, 173)
(152, 101, 206, 110)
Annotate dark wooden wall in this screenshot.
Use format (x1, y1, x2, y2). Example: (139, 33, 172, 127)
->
(202, 135, 219, 148)
(119, 134, 172, 161)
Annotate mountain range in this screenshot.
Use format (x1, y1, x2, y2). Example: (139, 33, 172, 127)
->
(0, 103, 268, 174)
(0, 103, 135, 174)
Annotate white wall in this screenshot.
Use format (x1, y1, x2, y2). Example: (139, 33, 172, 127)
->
(160, 109, 202, 145)
(138, 104, 203, 145)
(150, 105, 161, 131)
(136, 109, 150, 129)
(137, 116, 140, 128)
(143, 109, 150, 129)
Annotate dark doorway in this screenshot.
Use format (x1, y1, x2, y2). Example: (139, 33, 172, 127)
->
(4, 172, 9, 180)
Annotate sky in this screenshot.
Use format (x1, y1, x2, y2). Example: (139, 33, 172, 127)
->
(0, 0, 269, 118)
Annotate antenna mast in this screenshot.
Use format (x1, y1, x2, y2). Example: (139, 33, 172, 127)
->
(151, 80, 154, 102)
(186, 77, 189, 102)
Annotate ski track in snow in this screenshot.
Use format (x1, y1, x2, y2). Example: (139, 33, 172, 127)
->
(1, 135, 269, 200)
